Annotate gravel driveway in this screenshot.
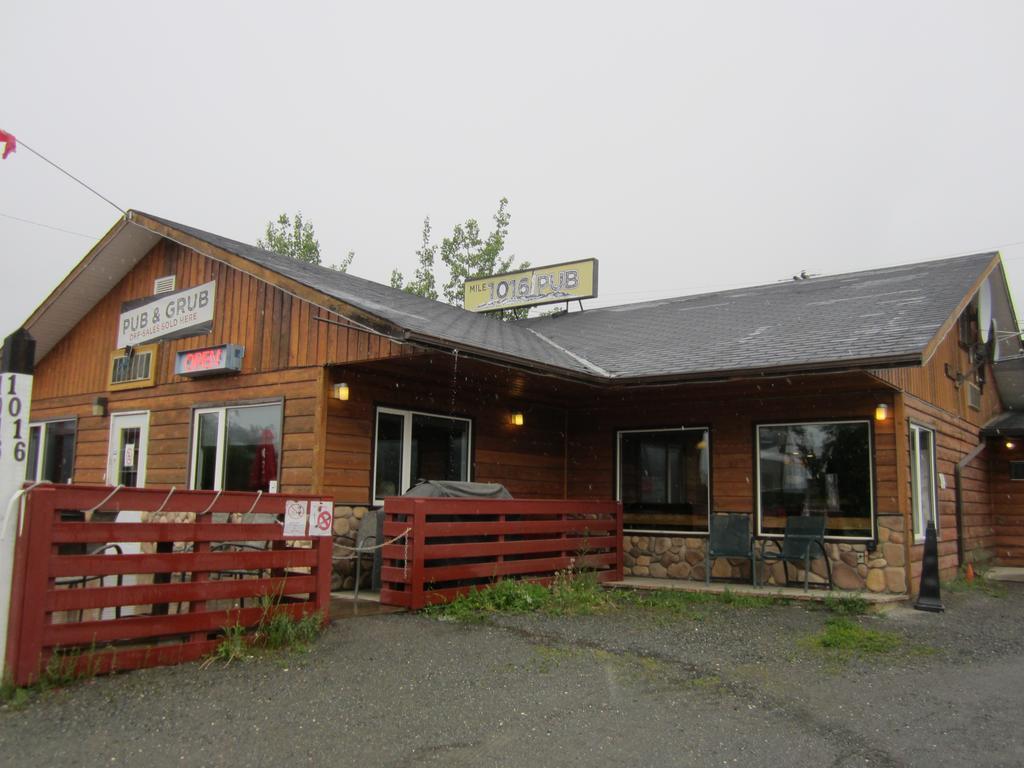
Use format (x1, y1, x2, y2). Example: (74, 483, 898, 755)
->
(2, 584, 1022, 768)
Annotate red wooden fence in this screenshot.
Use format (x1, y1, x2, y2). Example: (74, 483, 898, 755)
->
(4, 485, 333, 686)
(379, 498, 623, 610)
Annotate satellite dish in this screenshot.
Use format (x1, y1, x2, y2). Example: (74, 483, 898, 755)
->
(978, 279, 993, 343)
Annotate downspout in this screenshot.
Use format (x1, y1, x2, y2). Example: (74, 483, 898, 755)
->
(563, 408, 569, 500)
(955, 439, 988, 567)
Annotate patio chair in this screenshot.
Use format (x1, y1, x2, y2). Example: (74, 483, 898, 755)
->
(705, 513, 755, 586)
(756, 515, 832, 591)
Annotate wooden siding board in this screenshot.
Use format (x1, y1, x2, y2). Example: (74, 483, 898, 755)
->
(31, 236, 406, 490)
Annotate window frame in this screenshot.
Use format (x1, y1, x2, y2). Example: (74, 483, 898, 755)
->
(755, 419, 876, 542)
(108, 342, 159, 391)
(615, 426, 712, 536)
(188, 400, 283, 492)
(910, 422, 939, 542)
(1010, 460, 1024, 481)
(371, 406, 473, 506)
(26, 417, 77, 483)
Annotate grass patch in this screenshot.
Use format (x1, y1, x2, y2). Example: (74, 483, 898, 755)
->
(612, 587, 782, 619)
(427, 574, 786, 624)
(1, 643, 107, 710)
(208, 594, 325, 666)
(944, 565, 1007, 598)
(823, 593, 871, 615)
(808, 617, 902, 657)
(426, 570, 615, 622)
(425, 578, 552, 622)
(546, 570, 617, 616)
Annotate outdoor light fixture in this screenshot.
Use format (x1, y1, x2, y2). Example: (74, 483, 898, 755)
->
(92, 396, 108, 417)
(1006, 440, 1016, 450)
(510, 411, 525, 427)
(333, 382, 350, 401)
(875, 403, 889, 422)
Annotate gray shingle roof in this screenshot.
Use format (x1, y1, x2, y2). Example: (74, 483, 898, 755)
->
(139, 212, 994, 382)
(138, 213, 595, 376)
(981, 410, 1024, 437)
(519, 253, 996, 379)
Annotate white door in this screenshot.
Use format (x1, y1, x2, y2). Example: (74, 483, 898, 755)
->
(104, 411, 150, 617)
(106, 412, 149, 488)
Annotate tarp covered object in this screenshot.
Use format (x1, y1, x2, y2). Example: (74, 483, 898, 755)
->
(403, 480, 512, 499)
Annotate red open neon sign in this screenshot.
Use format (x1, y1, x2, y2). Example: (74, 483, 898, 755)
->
(174, 344, 244, 378)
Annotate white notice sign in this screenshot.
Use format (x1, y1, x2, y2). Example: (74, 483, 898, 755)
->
(117, 280, 216, 348)
(308, 501, 333, 537)
(283, 500, 309, 537)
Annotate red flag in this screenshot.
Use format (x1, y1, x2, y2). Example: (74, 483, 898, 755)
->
(0, 129, 16, 160)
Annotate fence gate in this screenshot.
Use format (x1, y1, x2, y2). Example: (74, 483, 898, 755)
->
(3, 485, 333, 686)
(379, 497, 623, 609)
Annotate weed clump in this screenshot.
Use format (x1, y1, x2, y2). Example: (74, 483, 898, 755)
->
(810, 617, 902, 656)
(210, 594, 325, 665)
(428, 573, 785, 623)
(427, 569, 614, 621)
(823, 593, 870, 616)
(945, 563, 1007, 598)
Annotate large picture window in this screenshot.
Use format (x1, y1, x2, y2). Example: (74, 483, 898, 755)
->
(757, 421, 873, 539)
(910, 424, 938, 541)
(617, 428, 710, 534)
(373, 408, 471, 504)
(26, 419, 77, 483)
(190, 403, 282, 492)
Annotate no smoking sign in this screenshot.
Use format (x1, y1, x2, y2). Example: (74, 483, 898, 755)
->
(308, 501, 334, 537)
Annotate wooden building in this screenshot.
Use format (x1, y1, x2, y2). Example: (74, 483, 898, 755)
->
(18, 210, 1024, 594)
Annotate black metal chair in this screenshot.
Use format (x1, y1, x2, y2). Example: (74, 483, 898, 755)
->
(756, 515, 832, 591)
(705, 513, 755, 586)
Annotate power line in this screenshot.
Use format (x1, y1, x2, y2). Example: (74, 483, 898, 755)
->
(16, 138, 125, 215)
(0, 211, 99, 240)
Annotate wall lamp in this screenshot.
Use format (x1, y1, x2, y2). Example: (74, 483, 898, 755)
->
(510, 411, 525, 427)
(1007, 440, 1016, 450)
(92, 396, 108, 417)
(332, 382, 350, 401)
(874, 403, 889, 422)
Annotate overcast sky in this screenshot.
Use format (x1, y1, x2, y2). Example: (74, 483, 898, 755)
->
(3, 1, 1024, 337)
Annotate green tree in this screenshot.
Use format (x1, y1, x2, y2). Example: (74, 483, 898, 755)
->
(392, 197, 529, 318)
(258, 212, 353, 271)
(390, 217, 438, 300)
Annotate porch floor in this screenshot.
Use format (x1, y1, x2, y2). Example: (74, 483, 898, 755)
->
(606, 576, 908, 604)
(329, 591, 406, 619)
(985, 567, 1024, 583)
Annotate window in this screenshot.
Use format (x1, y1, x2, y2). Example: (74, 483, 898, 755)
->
(757, 421, 873, 539)
(108, 343, 158, 391)
(1011, 461, 1024, 481)
(966, 382, 982, 411)
(190, 403, 282, 492)
(26, 419, 76, 483)
(373, 408, 471, 504)
(910, 424, 938, 540)
(617, 428, 710, 534)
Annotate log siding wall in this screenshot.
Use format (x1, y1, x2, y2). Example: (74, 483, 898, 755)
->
(990, 442, 1024, 566)
(323, 362, 569, 504)
(33, 239, 407, 400)
(564, 376, 900, 527)
(29, 238, 407, 492)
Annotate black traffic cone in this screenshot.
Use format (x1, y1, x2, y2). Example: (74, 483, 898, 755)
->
(914, 521, 944, 613)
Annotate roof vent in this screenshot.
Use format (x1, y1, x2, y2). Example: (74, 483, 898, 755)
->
(154, 275, 176, 295)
